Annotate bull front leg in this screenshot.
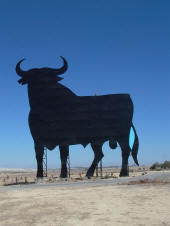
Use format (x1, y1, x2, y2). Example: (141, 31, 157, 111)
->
(59, 145, 69, 178)
(35, 143, 44, 178)
(86, 143, 104, 179)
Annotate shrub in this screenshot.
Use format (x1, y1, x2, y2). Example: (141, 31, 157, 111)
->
(161, 161, 170, 169)
(150, 161, 170, 170)
(150, 162, 160, 170)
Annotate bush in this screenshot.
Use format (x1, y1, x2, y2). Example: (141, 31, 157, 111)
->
(150, 162, 160, 170)
(161, 161, 170, 169)
(150, 161, 170, 170)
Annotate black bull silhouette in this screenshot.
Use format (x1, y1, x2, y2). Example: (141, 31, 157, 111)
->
(16, 56, 139, 178)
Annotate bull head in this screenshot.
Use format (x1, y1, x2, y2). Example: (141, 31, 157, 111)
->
(16, 56, 68, 85)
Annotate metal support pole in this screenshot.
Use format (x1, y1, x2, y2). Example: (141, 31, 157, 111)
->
(96, 164, 98, 177)
(43, 148, 48, 177)
(67, 152, 71, 178)
(100, 159, 103, 178)
(94, 92, 99, 178)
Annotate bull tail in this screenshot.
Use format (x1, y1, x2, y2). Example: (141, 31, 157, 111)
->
(131, 123, 139, 166)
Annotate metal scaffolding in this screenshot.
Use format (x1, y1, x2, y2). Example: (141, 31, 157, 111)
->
(94, 92, 103, 178)
(96, 163, 98, 177)
(67, 152, 71, 178)
(96, 160, 103, 178)
(42, 148, 71, 178)
(100, 159, 103, 178)
(43, 148, 48, 177)
(42, 147, 102, 178)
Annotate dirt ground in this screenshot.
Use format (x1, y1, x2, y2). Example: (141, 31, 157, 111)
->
(0, 170, 170, 226)
(0, 166, 148, 186)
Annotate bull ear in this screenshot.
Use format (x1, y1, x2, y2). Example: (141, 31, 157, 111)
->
(16, 59, 26, 77)
(18, 78, 28, 85)
(56, 76, 63, 82)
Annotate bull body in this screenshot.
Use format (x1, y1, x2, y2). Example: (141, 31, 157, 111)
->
(16, 57, 139, 178)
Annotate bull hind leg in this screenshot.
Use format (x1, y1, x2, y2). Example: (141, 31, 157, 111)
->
(118, 136, 131, 177)
(59, 145, 69, 178)
(86, 143, 104, 179)
(35, 143, 44, 178)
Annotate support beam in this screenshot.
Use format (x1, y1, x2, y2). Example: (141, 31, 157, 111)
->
(43, 148, 47, 177)
(96, 164, 98, 177)
(100, 159, 103, 178)
(96, 160, 103, 178)
(67, 152, 71, 178)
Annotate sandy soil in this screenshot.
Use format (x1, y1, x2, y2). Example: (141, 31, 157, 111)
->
(0, 179, 170, 226)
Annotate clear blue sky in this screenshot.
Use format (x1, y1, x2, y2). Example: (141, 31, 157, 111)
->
(0, 0, 169, 168)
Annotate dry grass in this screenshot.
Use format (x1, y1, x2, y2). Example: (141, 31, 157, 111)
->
(120, 178, 170, 185)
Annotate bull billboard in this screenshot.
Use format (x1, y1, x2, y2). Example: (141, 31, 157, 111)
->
(16, 57, 139, 178)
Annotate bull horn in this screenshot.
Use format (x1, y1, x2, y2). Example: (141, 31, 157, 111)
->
(16, 59, 26, 77)
(54, 56, 68, 75)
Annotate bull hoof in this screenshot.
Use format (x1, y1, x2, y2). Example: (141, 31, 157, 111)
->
(60, 168, 67, 178)
(60, 174, 67, 178)
(60, 172, 67, 178)
(119, 170, 129, 177)
(37, 173, 43, 178)
(60, 175, 67, 178)
(86, 171, 94, 179)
